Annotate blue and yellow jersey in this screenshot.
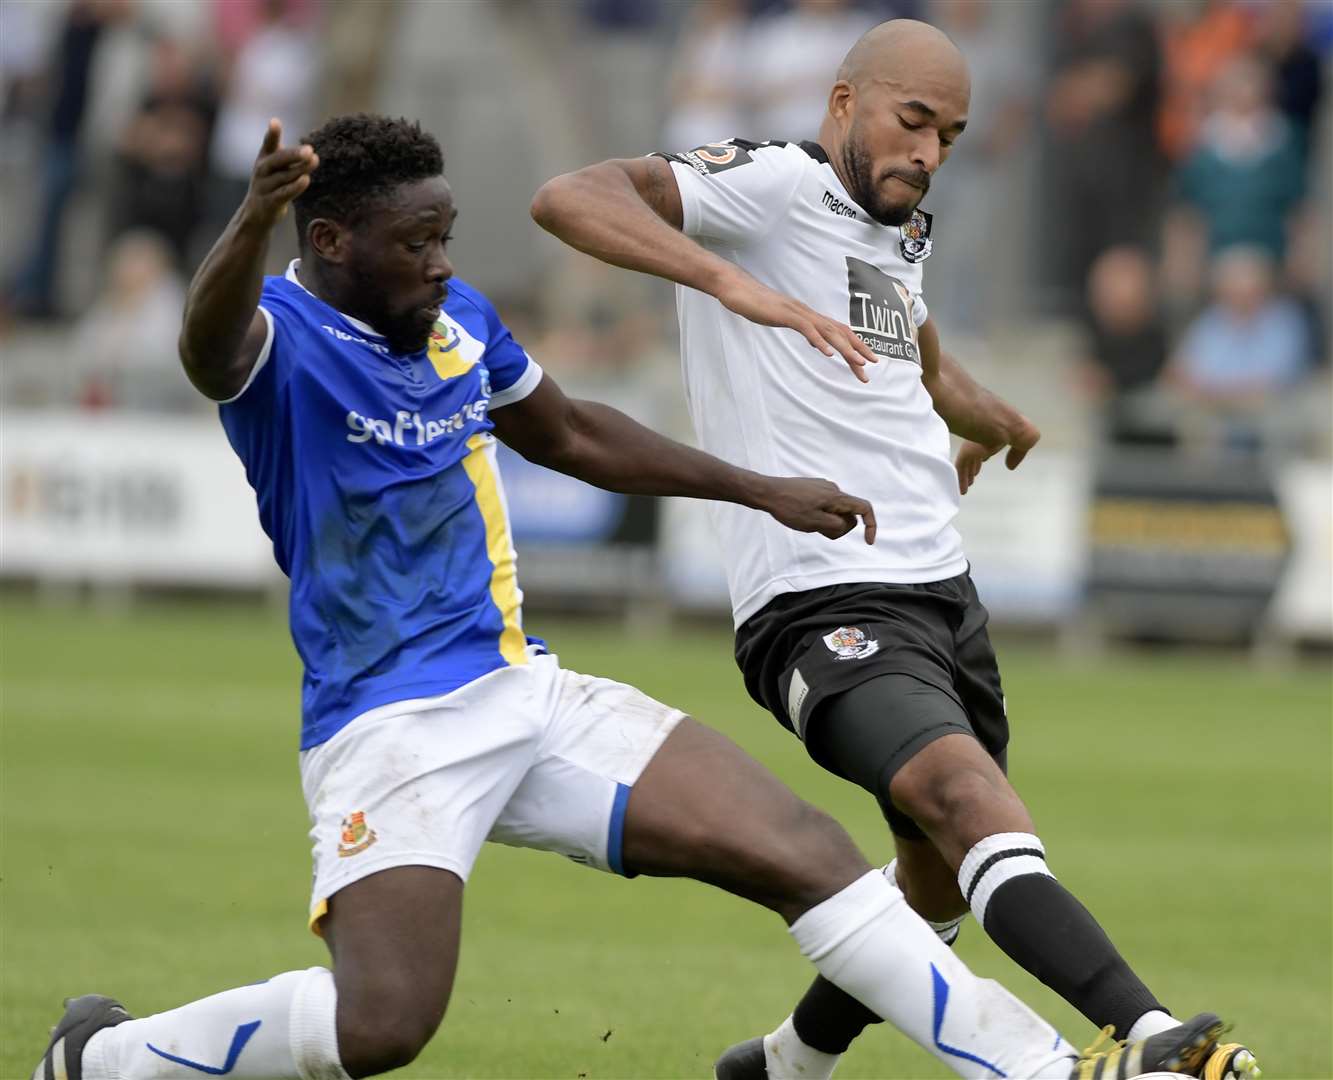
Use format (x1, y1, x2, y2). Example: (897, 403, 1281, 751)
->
(220, 261, 544, 749)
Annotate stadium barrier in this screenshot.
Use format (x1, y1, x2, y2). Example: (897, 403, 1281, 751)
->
(1, 411, 1328, 644)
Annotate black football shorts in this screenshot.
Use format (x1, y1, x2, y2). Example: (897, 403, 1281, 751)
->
(734, 572, 1008, 838)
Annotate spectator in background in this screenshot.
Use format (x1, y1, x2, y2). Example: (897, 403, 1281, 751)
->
(208, 0, 318, 230)
(747, 0, 878, 139)
(661, 0, 749, 151)
(1254, 0, 1325, 164)
(72, 231, 190, 411)
(1080, 246, 1170, 421)
(1166, 246, 1311, 449)
(1157, 0, 1254, 163)
(1165, 54, 1308, 304)
(108, 35, 217, 271)
(322, 0, 399, 119)
(0, 0, 57, 160)
(5, 0, 131, 320)
(919, 0, 1032, 333)
(1043, 0, 1164, 314)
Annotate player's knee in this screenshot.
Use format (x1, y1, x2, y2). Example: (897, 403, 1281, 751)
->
(892, 763, 1010, 836)
(336, 980, 444, 1076)
(770, 801, 870, 908)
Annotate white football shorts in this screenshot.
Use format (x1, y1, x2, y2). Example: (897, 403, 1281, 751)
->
(300, 649, 684, 929)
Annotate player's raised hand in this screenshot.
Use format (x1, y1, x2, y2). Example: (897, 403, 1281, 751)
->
(954, 416, 1041, 495)
(759, 477, 877, 544)
(242, 118, 319, 231)
(713, 267, 878, 383)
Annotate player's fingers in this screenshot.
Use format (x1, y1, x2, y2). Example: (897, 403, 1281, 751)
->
(256, 146, 315, 176)
(259, 118, 282, 157)
(840, 321, 877, 364)
(1005, 443, 1030, 470)
(259, 156, 319, 189)
(271, 174, 312, 204)
(795, 321, 836, 358)
(827, 495, 875, 541)
(817, 512, 857, 540)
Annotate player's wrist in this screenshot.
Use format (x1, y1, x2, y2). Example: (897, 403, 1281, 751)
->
(736, 470, 776, 512)
(234, 198, 282, 239)
(700, 259, 750, 302)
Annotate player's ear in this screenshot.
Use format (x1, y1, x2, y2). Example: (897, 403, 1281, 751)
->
(307, 218, 345, 265)
(827, 80, 855, 126)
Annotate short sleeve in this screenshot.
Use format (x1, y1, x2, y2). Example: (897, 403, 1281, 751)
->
(218, 306, 277, 405)
(658, 140, 804, 246)
(475, 292, 543, 409)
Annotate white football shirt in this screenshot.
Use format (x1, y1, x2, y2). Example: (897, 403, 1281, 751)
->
(663, 138, 967, 626)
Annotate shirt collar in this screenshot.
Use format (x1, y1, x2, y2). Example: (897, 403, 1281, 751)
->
(285, 259, 386, 338)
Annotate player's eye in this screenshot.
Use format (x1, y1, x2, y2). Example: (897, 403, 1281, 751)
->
(898, 116, 922, 131)
(407, 241, 427, 253)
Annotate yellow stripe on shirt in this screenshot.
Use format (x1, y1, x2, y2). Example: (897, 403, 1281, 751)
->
(462, 434, 528, 666)
(427, 328, 477, 381)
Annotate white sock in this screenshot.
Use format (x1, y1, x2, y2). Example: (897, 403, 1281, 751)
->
(790, 870, 1078, 1079)
(81, 967, 348, 1080)
(1126, 1009, 1177, 1043)
(883, 859, 966, 945)
(763, 1014, 841, 1079)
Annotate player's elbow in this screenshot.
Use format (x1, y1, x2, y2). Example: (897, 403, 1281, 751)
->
(530, 173, 573, 233)
(531, 162, 624, 234)
(178, 335, 242, 403)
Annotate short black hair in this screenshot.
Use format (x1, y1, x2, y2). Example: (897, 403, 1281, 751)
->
(294, 114, 444, 240)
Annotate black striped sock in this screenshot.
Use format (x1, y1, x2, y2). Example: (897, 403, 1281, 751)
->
(958, 832, 1165, 1038)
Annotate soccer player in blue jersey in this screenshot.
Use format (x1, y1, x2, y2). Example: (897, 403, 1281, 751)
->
(34, 114, 1224, 1080)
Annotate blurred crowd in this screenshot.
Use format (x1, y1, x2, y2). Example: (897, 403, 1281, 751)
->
(1045, 0, 1331, 456)
(0, 0, 1328, 459)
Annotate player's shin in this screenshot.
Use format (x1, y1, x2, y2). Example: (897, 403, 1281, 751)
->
(959, 833, 1167, 1039)
(80, 967, 347, 1080)
(789, 870, 1076, 1079)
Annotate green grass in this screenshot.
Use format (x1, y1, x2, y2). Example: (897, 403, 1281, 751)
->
(2, 597, 1330, 1079)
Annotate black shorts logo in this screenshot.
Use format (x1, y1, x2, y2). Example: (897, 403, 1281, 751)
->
(822, 625, 881, 661)
(846, 257, 919, 364)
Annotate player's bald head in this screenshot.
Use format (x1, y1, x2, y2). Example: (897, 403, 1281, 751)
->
(818, 19, 970, 227)
(836, 19, 969, 97)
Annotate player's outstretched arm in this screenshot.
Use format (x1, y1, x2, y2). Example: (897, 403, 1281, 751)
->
(179, 119, 318, 400)
(917, 318, 1040, 494)
(490, 375, 876, 544)
(531, 157, 875, 382)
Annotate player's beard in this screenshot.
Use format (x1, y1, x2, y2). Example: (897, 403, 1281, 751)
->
(841, 124, 929, 227)
(349, 267, 436, 354)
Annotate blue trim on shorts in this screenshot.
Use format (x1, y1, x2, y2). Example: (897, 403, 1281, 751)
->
(607, 782, 632, 877)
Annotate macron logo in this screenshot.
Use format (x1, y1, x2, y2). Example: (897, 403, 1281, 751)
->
(822, 190, 857, 218)
(322, 324, 389, 355)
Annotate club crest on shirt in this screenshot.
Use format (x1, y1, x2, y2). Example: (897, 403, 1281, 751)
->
(337, 811, 378, 857)
(899, 209, 933, 263)
(822, 626, 880, 661)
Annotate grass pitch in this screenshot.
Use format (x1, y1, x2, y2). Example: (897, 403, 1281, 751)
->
(2, 597, 1330, 1078)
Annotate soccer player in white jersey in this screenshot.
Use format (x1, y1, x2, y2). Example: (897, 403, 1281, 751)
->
(31, 114, 1226, 1080)
(533, 19, 1258, 1080)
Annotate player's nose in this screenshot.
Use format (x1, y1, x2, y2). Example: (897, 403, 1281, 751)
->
(427, 253, 453, 283)
(910, 136, 941, 175)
